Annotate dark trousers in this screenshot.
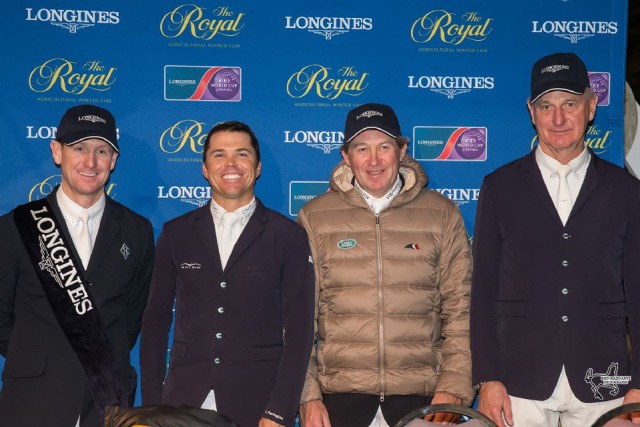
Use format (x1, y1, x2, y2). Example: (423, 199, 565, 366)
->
(322, 393, 432, 427)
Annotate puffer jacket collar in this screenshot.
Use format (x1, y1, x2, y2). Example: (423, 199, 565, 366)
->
(329, 155, 429, 210)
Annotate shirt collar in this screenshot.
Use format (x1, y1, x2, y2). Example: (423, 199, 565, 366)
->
(535, 144, 591, 179)
(354, 175, 402, 214)
(56, 187, 106, 227)
(210, 197, 257, 226)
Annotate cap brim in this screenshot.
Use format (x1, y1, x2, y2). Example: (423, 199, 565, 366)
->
(60, 135, 119, 152)
(346, 126, 399, 143)
(531, 80, 588, 103)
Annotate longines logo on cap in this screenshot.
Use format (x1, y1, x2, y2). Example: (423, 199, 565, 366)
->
(356, 111, 383, 120)
(284, 16, 373, 40)
(25, 8, 120, 34)
(283, 130, 343, 154)
(531, 19, 618, 44)
(541, 65, 569, 74)
(79, 115, 107, 124)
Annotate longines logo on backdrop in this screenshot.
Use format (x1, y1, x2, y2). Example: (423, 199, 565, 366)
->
(411, 10, 492, 52)
(25, 7, 120, 33)
(26, 125, 120, 141)
(160, 4, 244, 45)
(531, 19, 617, 43)
(159, 119, 207, 161)
(287, 65, 369, 103)
(283, 130, 343, 154)
(408, 75, 494, 99)
(432, 188, 480, 206)
(284, 16, 373, 40)
(158, 186, 211, 207)
(289, 181, 329, 216)
(28, 58, 116, 98)
(29, 176, 116, 201)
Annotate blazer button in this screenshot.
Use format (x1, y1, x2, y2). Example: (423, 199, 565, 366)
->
(562, 288, 569, 295)
(218, 307, 224, 313)
(216, 332, 222, 339)
(562, 315, 569, 322)
(561, 260, 569, 267)
(220, 281, 227, 288)
(562, 233, 570, 239)
(214, 357, 221, 364)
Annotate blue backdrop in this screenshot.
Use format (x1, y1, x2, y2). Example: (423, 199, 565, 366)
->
(0, 0, 629, 411)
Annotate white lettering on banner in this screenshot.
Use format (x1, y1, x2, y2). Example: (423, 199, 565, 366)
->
(284, 16, 372, 40)
(25, 8, 119, 33)
(158, 186, 211, 207)
(408, 75, 494, 98)
(433, 188, 480, 206)
(531, 20, 617, 43)
(29, 206, 93, 315)
(283, 130, 343, 154)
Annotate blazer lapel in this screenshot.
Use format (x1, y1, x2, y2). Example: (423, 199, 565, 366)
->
(519, 151, 560, 222)
(569, 153, 603, 222)
(194, 204, 224, 274)
(224, 200, 267, 272)
(86, 197, 122, 276)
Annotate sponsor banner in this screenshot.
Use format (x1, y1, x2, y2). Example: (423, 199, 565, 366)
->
(531, 19, 618, 44)
(284, 15, 373, 40)
(589, 72, 610, 106)
(165, 66, 241, 101)
(157, 186, 211, 208)
(160, 4, 245, 44)
(433, 188, 481, 206)
(408, 75, 494, 98)
(410, 9, 493, 53)
(413, 127, 487, 161)
(283, 130, 343, 154)
(25, 7, 120, 33)
(289, 181, 329, 216)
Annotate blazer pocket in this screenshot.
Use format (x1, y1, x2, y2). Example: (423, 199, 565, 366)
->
(170, 340, 188, 359)
(2, 352, 46, 378)
(496, 301, 526, 317)
(597, 302, 627, 319)
(250, 345, 283, 361)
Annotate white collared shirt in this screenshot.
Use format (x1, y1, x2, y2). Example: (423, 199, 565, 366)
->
(56, 187, 105, 252)
(209, 197, 256, 268)
(535, 144, 591, 214)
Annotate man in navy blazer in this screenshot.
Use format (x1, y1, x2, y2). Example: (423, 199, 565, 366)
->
(140, 121, 315, 427)
(471, 53, 640, 426)
(0, 104, 155, 426)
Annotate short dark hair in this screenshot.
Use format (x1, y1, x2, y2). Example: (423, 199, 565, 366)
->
(202, 121, 261, 163)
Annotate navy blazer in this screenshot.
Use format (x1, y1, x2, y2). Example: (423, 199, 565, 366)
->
(0, 189, 155, 427)
(140, 199, 314, 427)
(471, 150, 640, 403)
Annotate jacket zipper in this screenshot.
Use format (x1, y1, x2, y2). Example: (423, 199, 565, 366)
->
(376, 214, 385, 402)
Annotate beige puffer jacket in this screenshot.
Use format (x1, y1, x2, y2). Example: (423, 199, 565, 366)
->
(297, 156, 474, 405)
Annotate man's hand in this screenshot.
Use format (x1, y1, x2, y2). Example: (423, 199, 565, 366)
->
(258, 417, 285, 427)
(423, 391, 462, 425)
(299, 399, 331, 427)
(477, 381, 513, 427)
(621, 388, 640, 423)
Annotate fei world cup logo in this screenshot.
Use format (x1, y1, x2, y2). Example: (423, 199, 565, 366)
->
(165, 66, 241, 101)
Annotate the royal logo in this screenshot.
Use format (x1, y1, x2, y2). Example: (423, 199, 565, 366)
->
(160, 5, 244, 40)
(337, 239, 357, 250)
(25, 7, 120, 33)
(284, 16, 373, 40)
(158, 186, 212, 207)
(531, 20, 617, 44)
(29, 176, 116, 201)
(287, 64, 368, 100)
(411, 10, 492, 45)
(408, 75, 494, 99)
(283, 130, 343, 154)
(29, 58, 116, 95)
(160, 119, 207, 156)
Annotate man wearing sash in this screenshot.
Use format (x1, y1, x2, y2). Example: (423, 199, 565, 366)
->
(0, 104, 155, 426)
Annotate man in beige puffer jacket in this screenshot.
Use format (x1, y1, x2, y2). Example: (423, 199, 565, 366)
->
(297, 103, 474, 427)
